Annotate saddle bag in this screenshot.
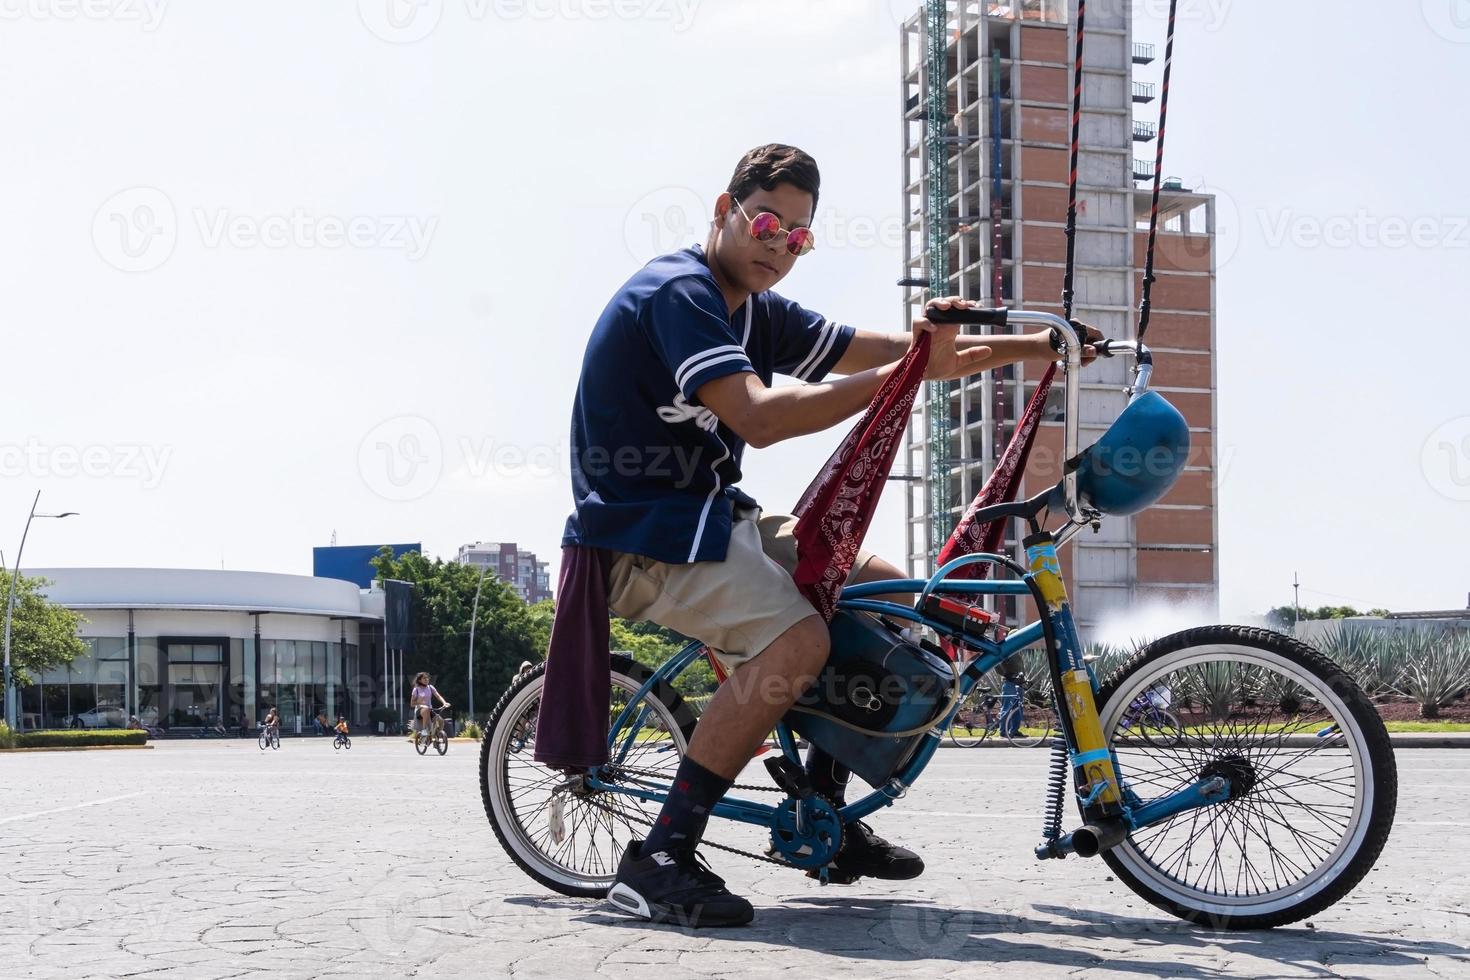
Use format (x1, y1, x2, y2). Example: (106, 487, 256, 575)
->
(782, 610, 956, 788)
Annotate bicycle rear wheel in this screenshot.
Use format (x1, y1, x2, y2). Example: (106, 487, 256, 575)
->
(948, 691, 996, 748)
(480, 655, 696, 898)
(271, 731, 280, 750)
(1096, 625, 1396, 930)
(1004, 701, 1055, 749)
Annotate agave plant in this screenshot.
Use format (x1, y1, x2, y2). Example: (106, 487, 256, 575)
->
(1392, 630, 1470, 719)
(1315, 624, 1400, 700)
(1176, 661, 1240, 722)
(1242, 662, 1314, 715)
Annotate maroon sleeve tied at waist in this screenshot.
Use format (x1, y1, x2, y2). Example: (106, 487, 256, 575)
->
(533, 544, 613, 770)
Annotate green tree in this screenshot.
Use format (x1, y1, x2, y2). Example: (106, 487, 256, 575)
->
(1, 572, 87, 690)
(527, 599, 555, 656)
(370, 549, 542, 721)
(610, 618, 714, 697)
(524, 597, 715, 699)
(1265, 605, 1391, 630)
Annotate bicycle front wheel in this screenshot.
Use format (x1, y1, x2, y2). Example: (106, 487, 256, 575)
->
(258, 732, 268, 751)
(1096, 625, 1397, 930)
(435, 728, 448, 756)
(414, 729, 429, 755)
(481, 655, 697, 898)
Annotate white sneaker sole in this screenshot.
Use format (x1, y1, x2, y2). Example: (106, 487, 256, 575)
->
(606, 882, 652, 919)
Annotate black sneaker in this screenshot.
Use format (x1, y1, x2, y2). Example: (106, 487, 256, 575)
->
(606, 840, 754, 928)
(815, 821, 925, 885)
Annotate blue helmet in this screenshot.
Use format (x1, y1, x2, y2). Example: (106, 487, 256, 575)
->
(1054, 391, 1190, 516)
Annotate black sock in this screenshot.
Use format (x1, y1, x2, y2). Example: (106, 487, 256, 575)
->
(640, 756, 733, 858)
(805, 745, 851, 806)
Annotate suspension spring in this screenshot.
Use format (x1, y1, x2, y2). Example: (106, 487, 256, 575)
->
(1042, 740, 1068, 841)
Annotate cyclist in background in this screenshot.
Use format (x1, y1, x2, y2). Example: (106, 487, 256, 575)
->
(410, 672, 450, 737)
(262, 705, 280, 738)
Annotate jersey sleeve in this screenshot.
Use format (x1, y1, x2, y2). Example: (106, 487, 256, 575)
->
(645, 276, 756, 404)
(767, 293, 856, 382)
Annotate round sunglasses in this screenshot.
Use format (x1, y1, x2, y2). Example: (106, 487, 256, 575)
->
(732, 197, 815, 257)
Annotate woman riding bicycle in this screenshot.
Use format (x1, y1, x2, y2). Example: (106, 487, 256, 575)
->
(262, 705, 280, 737)
(410, 672, 450, 736)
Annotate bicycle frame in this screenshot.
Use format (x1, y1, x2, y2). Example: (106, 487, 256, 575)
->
(585, 311, 1232, 857)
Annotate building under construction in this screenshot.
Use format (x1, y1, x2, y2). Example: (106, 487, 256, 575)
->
(897, 1, 1219, 631)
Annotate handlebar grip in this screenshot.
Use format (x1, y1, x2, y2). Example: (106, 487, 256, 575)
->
(924, 306, 1009, 327)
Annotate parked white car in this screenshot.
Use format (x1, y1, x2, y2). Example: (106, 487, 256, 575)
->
(68, 706, 128, 729)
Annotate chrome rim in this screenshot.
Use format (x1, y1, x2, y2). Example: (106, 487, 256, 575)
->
(487, 672, 688, 891)
(1102, 644, 1373, 916)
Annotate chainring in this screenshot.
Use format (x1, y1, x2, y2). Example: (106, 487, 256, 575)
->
(768, 795, 844, 869)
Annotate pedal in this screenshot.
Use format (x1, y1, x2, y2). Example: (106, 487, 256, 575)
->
(764, 756, 814, 799)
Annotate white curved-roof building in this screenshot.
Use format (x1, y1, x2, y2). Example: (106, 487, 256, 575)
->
(18, 568, 387, 735)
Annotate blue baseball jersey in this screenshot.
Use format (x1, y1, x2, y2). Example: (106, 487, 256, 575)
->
(562, 246, 855, 564)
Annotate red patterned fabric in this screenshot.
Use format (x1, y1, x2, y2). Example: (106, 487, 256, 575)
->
(791, 334, 932, 621)
(935, 362, 1057, 579)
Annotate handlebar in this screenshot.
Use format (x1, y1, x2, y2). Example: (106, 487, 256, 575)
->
(913, 306, 1154, 524)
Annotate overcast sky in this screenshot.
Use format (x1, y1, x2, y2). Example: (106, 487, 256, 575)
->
(3, 0, 1467, 620)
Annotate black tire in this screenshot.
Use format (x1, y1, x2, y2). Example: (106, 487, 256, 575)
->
(414, 729, 429, 755)
(1094, 626, 1397, 930)
(948, 691, 995, 748)
(271, 732, 280, 750)
(480, 655, 697, 898)
(1005, 702, 1055, 749)
(435, 728, 448, 756)
(258, 732, 268, 751)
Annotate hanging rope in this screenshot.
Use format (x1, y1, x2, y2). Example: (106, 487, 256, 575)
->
(935, 2, 1088, 578)
(1136, 0, 1179, 347)
(1060, 0, 1087, 321)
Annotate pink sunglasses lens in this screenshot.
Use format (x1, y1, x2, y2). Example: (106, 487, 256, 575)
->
(749, 211, 782, 242)
(786, 227, 814, 256)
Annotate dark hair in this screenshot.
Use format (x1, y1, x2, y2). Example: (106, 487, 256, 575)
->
(727, 144, 820, 219)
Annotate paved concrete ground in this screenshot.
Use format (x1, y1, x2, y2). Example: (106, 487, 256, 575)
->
(1, 739, 1467, 980)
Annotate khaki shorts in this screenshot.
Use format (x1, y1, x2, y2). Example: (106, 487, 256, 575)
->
(606, 508, 876, 671)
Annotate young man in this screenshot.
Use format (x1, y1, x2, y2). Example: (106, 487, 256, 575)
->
(565, 144, 1095, 927)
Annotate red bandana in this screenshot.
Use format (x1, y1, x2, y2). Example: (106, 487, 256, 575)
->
(791, 334, 932, 621)
(936, 362, 1057, 578)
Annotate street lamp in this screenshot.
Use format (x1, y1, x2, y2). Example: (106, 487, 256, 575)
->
(4, 491, 79, 729)
(467, 564, 490, 724)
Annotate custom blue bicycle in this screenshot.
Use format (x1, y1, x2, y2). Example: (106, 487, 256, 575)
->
(481, 311, 1396, 929)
